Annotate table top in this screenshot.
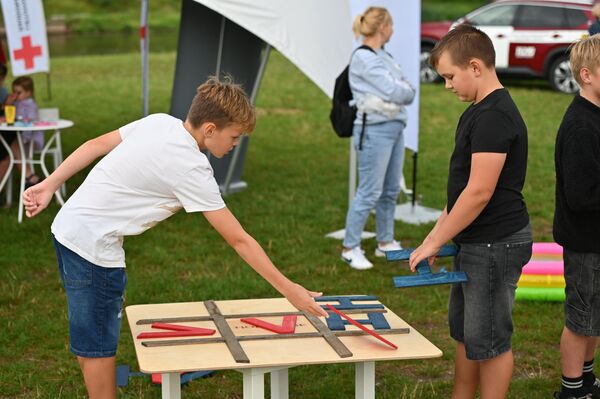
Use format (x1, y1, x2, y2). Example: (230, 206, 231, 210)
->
(126, 297, 442, 374)
(0, 119, 73, 131)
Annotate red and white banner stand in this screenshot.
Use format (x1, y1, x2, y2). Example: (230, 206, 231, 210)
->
(1, 0, 50, 76)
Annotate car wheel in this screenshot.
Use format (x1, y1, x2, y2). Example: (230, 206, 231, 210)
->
(420, 45, 440, 83)
(548, 55, 579, 94)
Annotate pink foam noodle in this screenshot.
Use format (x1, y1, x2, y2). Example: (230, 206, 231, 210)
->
(522, 261, 563, 275)
(532, 242, 563, 255)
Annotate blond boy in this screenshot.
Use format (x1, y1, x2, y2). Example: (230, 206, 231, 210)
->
(23, 77, 327, 399)
(409, 25, 532, 398)
(553, 35, 600, 399)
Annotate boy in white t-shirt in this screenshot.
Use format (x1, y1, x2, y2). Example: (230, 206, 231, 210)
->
(23, 77, 328, 399)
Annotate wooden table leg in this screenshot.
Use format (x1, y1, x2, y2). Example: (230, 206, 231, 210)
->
(162, 372, 181, 399)
(355, 361, 375, 399)
(270, 368, 289, 399)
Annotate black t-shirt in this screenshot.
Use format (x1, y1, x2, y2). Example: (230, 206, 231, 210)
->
(447, 88, 529, 243)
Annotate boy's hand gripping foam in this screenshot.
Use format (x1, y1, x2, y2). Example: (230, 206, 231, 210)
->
(385, 245, 468, 288)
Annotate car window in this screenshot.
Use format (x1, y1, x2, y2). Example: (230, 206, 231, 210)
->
(467, 4, 518, 26)
(565, 8, 588, 28)
(515, 5, 566, 28)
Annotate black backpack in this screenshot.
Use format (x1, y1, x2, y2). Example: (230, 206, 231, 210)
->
(329, 45, 376, 147)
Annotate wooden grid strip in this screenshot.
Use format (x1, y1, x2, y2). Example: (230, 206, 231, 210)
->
(136, 308, 387, 325)
(141, 328, 410, 347)
(204, 300, 250, 364)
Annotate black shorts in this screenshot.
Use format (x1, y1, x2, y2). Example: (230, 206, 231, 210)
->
(564, 249, 600, 336)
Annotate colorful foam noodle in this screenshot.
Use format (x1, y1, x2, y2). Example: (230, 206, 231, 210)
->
(517, 274, 565, 288)
(515, 287, 565, 302)
(522, 261, 563, 276)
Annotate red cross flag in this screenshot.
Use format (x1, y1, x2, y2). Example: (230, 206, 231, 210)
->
(1, 0, 49, 76)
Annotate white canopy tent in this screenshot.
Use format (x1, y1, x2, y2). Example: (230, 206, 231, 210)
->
(139, 0, 439, 226)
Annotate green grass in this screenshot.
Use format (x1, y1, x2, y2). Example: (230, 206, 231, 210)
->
(0, 49, 574, 398)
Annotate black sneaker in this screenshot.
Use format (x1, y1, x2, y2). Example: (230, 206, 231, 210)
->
(585, 378, 600, 399)
(554, 391, 592, 399)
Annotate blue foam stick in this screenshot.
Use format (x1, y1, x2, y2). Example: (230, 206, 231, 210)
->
(326, 311, 391, 331)
(315, 295, 384, 310)
(385, 245, 459, 262)
(392, 260, 467, 288)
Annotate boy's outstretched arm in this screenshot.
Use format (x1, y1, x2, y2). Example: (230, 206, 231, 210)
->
(409, 152, 506, 270)
(203, 207, 328, 318)
(23, 130, 122, 218)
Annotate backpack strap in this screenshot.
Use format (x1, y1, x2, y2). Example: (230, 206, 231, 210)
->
(359, 112, 367, 151)
(352, 45, 375, 151)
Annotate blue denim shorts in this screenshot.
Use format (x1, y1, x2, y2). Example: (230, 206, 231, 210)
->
(53, 236, 127, 358)
(564, 249, 600, 336)
(449, 234, 532, 360)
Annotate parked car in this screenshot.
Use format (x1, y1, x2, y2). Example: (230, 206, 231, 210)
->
(421, 0, 598, 93)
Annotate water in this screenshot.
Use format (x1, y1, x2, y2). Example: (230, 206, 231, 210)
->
(46, 29, 179, 57)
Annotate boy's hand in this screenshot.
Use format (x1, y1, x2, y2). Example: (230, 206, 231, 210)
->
(281, 283, 328, 318)
(408, 240, 442, 272)
(23, 181, 54, 217)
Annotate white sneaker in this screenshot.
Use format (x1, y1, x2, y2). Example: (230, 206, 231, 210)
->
(374, 240, 403, 257)
(341, 247, 373, 270)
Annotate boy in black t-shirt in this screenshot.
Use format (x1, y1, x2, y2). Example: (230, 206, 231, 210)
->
(553, 35, 600, 399)
(409, 24, 532, 398)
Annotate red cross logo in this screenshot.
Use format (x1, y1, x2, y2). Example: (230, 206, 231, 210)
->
(13, 36, 43, 70)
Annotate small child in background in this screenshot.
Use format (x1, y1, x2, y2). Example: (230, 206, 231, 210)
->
(5, 76, 43, 187)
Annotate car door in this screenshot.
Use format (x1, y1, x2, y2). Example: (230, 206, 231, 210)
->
(463, 3, 519, 69)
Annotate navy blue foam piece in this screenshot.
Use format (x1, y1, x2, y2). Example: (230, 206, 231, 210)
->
(116, 365, 147, 387)
(392, 260, 467, 288)
(315, 295, 384, 310)
(326, 311, 391, 331)
(385, 245, 458, 262)
(116, 364, 213, 387)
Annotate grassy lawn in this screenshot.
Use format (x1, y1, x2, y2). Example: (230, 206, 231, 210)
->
(0, 48, 573, 398)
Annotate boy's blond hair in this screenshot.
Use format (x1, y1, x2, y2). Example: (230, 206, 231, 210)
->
(187, 75, 256, 133)
(430, 24, 495, 70)
(570, 35, 600, 86)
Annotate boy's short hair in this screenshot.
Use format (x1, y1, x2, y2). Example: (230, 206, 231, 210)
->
(429, 24, 495, 69)
(187, 76, 256, 134)
(570, 35, 600, 86)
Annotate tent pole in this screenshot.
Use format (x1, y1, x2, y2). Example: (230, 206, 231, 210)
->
(411, 151, 418, 207)
(222, 44, 271, 195)
(46, 72, 51, 100)
(140, 0, 149, 116)
(208, 16, 226, 164)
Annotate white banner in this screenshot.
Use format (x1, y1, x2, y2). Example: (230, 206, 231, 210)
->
(1, 0, 50, 76)
(350, 0, 421, 152)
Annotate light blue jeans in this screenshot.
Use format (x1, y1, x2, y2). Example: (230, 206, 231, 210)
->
(343, 120, 405, 248)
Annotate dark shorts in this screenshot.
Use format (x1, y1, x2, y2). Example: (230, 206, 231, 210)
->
(53, 236, 127, 358)
(564, 249, 600, 336)
(449, 232, 532, 360)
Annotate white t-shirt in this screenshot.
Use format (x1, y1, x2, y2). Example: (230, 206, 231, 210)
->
(52, 113, 226, 268)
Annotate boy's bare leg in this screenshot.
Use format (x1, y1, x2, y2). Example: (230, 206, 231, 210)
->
(561, 327, 590, 377)
(585, 335, 598, 364)
(452, 342, 479, 399)
(479, 350, 513, 399)
(77, 356, 117, 399)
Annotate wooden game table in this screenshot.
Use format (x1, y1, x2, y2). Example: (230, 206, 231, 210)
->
(126, 296, 442, 399)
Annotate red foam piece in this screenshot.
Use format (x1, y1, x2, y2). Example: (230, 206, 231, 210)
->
(240, 315, 297, 334)
(137, 323, 215, 339)
(326, 304, 398, 349)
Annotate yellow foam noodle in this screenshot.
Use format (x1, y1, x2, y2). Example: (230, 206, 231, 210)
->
(517, 274, 565, 288)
